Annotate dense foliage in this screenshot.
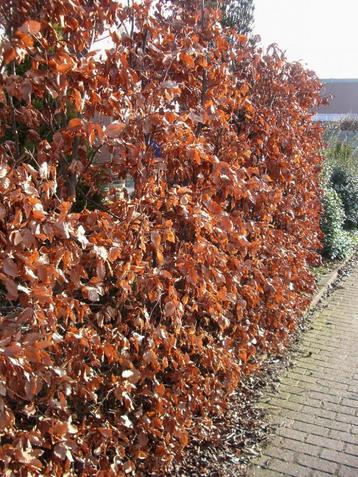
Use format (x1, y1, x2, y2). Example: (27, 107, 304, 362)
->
(331, 166, 358, 229)
(0, 0, 322, 474)
(321, 140, 358, 258)
(321, 186, 353, 259)
(326, 143, 358, 229)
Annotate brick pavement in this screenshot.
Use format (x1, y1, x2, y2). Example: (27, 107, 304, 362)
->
(249, 265, 358, 477)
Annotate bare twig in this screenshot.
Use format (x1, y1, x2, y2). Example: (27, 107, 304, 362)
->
(9, 62, 20, 158)
(201, 0, 206, 30)
(201, 69, 207, 106)
(81, 143, 104, 175)
(76, 184, 123, 221)
(67, 135, 80, 199)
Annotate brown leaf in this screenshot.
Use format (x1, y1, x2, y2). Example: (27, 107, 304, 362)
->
(156, 249, 164, 266)
(0, 205, 6, 221)
(151, 231, 161, 249)
(165, 112, 177, 123)
(4, 47, 16, 64)
(180, 52, 195, 68)
(164, 301, 176, 317)
(15, 31, 34, 47)
(103, 343, 118, 362)
(19, 20, 42, 34)
(15, 447, 43, 468)
(82, 286, 102, 302)
(3, 257, 19, 278)
(165, 229, 176, 243)
(105, 122, 126, 138)
(68, 118, 82, 129)
(53, 442, 73, 462)
(72, 89, 82, 111)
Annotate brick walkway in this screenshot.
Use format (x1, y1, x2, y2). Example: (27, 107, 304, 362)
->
(249, 265, 358, 477)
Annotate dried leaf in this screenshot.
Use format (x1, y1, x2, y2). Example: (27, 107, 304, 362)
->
(105, 122, 126, 138)
(180, 52, 195, 68)
(68, 118, 82, 129)
(3, 257, 19, 278)
(19, 20, 42, 34)
(4, 47, 16, 64)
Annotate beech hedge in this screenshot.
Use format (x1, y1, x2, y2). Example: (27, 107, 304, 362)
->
(0, 0, 323, 474)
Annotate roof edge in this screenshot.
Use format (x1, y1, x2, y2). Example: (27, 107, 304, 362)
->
(321, 78, 358, 83)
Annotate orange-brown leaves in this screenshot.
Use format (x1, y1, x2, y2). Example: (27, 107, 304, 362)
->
(3, 47, 17, 64)
(0, 0, 323, 475)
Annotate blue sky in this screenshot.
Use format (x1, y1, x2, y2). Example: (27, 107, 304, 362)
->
(254, 0, 358, 79)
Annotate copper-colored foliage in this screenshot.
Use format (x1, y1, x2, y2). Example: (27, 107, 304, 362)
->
(0, 0, 323, 474)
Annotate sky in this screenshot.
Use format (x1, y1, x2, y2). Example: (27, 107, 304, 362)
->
(254, 0, 358, 79)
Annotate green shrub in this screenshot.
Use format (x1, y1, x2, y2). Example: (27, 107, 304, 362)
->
(330, 165, 358, 229)
(321, 186, 353, 259)
(326, 141, 353, 163)
(321, 140, 358, 256)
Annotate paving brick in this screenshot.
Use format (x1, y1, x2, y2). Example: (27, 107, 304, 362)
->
(334, 413, 358, 426)
(314, 416, 351, 433)
(342, 398, 358, 408)
(320, 381, 347, 392)
(321, 449, 358, 468)
(279, 438, 321, 457)
(265, 458, 313, 477)
(295, 453, 338, 474)
(345, 443, 358, 456)
(288, 394, 322, 409)
(328, 430, 357, 445)
(322, 402, 356, 416)
(300, 406, 336, 420)
(287, 373, 317, 385)
(264, 446, 295, 462)
(308, 390, 341, 404)
(306, 434, 345, 452)
(276, 426, 307, 442)
(311, 375, 352, 386)
(292, 420, 330, 437)
(337, 465, 358, 477)
(269, 397, 303, 412)
(275, 409, 313, 424)
(279, 384, 307, 396)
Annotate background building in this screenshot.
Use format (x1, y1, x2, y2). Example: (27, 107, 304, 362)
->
(315, 78, 358, 122)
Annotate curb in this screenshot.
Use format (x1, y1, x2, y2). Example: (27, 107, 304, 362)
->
(308, 255, 353, 311)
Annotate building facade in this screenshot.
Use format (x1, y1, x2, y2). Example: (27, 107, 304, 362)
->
(315, 78, 358, 122)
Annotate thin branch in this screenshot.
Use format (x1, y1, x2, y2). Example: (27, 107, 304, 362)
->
(142, 27, 148, 53)
(0, 305, 22, 311)
(201, 0, 205, 30)
(129, 0, 135, 39)
(67, 135, 80, 199)
(81, 143, 104, 175)
(8, 62, 20, 158)
(76, 184, 123, 221)
(201, 69, 207, 106)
